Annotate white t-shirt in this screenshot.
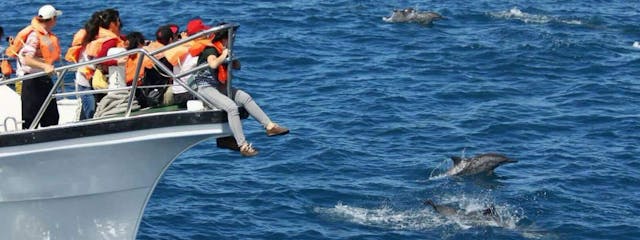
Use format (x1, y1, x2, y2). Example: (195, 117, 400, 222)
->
(172, 53, 198, 94)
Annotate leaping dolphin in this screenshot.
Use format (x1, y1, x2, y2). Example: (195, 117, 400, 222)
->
(382, 8, 444, 25)
(446, 153, 517, 177)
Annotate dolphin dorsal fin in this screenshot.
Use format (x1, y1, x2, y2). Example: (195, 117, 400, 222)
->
(451, 156, 463, 166)
(424, 199, 436, 210)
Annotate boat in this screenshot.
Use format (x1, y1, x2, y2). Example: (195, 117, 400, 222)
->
(0, 23, 243, 239)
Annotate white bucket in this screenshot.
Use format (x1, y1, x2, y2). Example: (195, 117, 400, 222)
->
(186, 100, 204, 111)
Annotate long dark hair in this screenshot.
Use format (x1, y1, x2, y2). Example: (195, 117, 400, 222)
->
(81, 8, 120, 47)
(125, 32, 145, 50)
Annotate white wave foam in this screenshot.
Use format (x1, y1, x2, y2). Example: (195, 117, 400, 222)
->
(316, 196, 551, 239)
(439, 194, 522, 230)
(316, 195, 522, 230)
(491, 7, 552, 24)
(428, 157, 451, 180)
(428, 149, 468, 180)
(633, 41, 640, 48)
(314, 202, 445, 230)
(491, 7, 582, 26)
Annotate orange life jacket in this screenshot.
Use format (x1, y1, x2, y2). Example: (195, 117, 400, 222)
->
(85, 28, 124, 58)
(64, 29, 86, 63)
(1, 59, 13, 76)
(165, 38, 213, 66)
(212, 41, 229, 84)
(164, 44, 190, 66)
(5, 18, 61, 64)
(125, 54, 145, 86)
(142, 41, 165, 69)
(78, 28, 124, 80)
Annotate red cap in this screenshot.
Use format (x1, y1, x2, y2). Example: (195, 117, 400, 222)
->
(186, 18, 210, 36)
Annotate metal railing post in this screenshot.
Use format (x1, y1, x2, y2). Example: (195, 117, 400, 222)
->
(125, 52, 145, 117)
(226, 27, 236, 98)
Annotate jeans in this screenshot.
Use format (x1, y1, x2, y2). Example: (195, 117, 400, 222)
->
(77, 84, 95, 120)
(197, 85, 271, 146)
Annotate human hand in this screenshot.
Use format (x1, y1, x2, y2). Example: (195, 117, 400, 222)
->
(117, 57, 127, 65)
(220, 48, 229, 59)
(43, 64, 55, 75)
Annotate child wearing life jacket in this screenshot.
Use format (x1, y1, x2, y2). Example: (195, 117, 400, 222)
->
(171, 18, 289, 157)
(11, 5, 62, 129)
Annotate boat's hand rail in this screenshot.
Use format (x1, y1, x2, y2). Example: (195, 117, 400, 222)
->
(54, 84, 173, 98)
(0, 23, 239, 130)
(1, 117, 21, 132)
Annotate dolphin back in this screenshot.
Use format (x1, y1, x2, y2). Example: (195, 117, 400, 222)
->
(475, 153, 517, 164)
(383, 8, 444, 25)
(448, 153, 517, 176)
(424, 199, 458, 216)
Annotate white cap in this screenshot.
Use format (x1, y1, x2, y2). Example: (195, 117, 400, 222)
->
(38, 5, 62, 20)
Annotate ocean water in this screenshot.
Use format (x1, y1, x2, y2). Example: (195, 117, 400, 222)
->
(3, 1, 640, 239)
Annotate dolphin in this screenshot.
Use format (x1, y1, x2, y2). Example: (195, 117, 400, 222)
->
(424, 199, 502, 225)
(445, 153, 517, 177)
(382, 8, 444, 25)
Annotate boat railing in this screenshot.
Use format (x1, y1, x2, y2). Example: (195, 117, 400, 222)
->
(0, 23, 239, 130)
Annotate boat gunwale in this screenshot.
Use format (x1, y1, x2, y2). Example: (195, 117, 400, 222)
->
(0, 107, 248, 147)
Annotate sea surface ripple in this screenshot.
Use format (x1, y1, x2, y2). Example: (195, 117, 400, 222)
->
(2, 1, 639, 239)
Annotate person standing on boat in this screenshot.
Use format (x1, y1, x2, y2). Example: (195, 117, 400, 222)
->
(66, 11, 98, 120)
(11, 5, 62, 129)
(169, 18, 289, 157)
(75, 9, 125, 118)
(0, 26, 7, 79)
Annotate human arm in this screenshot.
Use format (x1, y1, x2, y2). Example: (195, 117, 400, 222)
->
(207, 48, 228, 69)
(21, 32, 54, 74)
(95, 38, 122, 66)
(23, 55, 54, 74)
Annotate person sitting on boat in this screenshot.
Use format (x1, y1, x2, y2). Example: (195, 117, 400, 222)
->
(9, 5, 62, 129)
(140, 24, 180, 107)
(123, 31, 146, 87)
(117, 31, 151, 107)
(167, 18, 289, 157)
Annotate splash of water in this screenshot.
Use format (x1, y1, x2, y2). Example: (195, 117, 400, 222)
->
(491, 7, 583, 26)
(315, 202, 445, 230)
(428, 148, 468, 179)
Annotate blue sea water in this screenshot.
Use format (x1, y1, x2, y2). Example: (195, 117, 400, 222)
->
(3, 1, 640, 239)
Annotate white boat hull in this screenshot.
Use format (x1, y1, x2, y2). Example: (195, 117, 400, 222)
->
(0, 122, 230, 239)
